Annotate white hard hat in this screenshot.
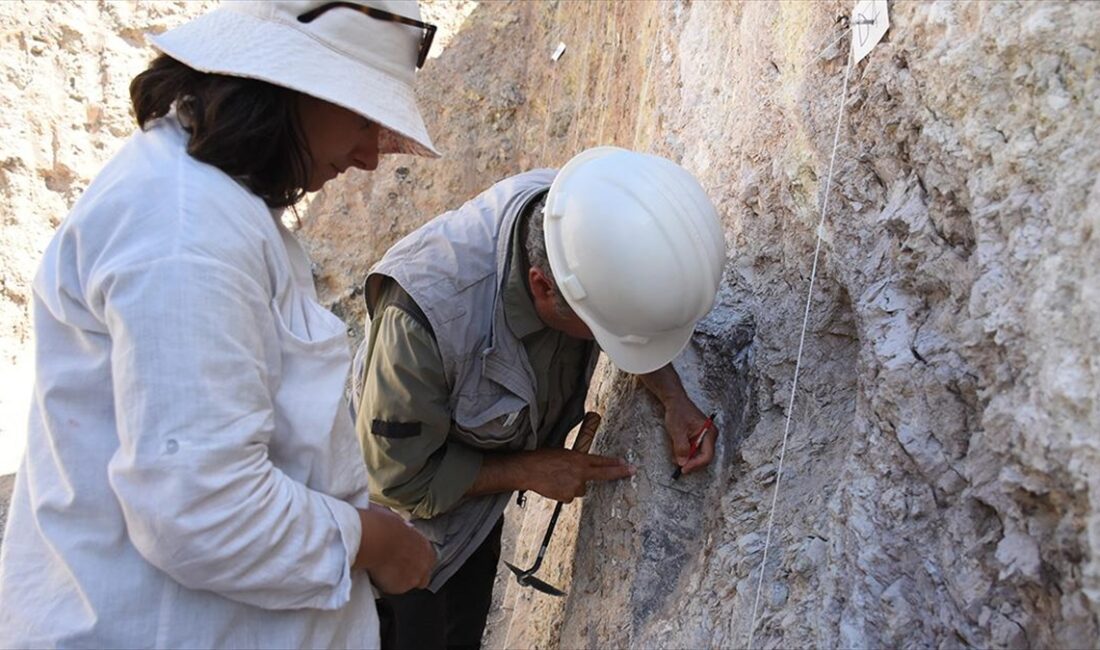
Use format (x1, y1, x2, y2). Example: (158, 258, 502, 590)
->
(544, 147, 725, 374)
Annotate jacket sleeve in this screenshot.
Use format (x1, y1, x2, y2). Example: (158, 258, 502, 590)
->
(357, 305, 483, 519)
(102, 254, 361, 611)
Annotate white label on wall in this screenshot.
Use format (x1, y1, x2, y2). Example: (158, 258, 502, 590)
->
(851, 0, 890, 64)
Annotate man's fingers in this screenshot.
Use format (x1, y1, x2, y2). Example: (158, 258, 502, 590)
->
(584, 463, 635, 482)
(582, 452, 629, 468)
(682, 427, 717, 474)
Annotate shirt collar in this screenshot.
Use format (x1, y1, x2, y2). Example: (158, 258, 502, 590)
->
(503, 208, 547, 340)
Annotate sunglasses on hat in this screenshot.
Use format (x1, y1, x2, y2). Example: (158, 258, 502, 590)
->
(298, 2, 437, 69)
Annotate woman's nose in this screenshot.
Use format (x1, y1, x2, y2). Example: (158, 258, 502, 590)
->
(351, 123, 381, 171)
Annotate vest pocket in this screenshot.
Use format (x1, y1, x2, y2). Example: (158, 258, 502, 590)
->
(452, 392, 530, 449)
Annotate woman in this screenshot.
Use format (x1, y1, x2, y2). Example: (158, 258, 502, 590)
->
(0, 1, 437, 647)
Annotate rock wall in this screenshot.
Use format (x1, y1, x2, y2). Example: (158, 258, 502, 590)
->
(1, 1, 1097, 648)
(303, 1, 1100, 648)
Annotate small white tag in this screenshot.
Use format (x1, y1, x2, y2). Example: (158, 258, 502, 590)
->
(551, 42, 566, 62)
(851, 0, 889, 65)
(503, 411, 520, 427)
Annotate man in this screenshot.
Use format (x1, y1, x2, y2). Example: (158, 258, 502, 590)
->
(354, 147, 726, 649)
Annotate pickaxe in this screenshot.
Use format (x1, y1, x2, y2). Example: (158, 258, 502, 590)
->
(504, 411, 601, 597)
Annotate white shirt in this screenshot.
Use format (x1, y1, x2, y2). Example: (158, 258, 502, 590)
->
(0, 116, 379, 648)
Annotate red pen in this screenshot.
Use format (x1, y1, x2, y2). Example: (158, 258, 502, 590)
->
(671, 411, 718, 480)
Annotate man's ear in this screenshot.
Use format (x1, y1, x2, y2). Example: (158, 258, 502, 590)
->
(528, 267, 556, 301)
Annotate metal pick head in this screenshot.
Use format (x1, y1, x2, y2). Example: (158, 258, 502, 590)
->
(504, 561, 527, 579)
(504, 561, 566, 597)
(522, 575, 566, 597)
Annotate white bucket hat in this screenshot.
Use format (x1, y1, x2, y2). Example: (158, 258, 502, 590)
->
(148, 0, 439, 157)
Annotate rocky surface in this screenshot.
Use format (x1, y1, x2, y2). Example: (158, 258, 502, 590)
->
(303, 1, 1100, 648)
(2, 1, 1099, 648)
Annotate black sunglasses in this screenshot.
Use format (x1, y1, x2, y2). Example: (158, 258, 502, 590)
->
(297, 2, 437, 69)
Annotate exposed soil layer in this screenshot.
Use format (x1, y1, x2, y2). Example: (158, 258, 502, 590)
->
(2, 2, 1098, 648)
(303, 2, 1100, 647)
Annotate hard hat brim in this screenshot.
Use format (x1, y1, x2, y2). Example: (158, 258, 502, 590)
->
(586, 317, 695, 375)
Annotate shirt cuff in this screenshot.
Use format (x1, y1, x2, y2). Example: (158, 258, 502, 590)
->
(412, 442, 484, 519)
(314, 493, 363, 609)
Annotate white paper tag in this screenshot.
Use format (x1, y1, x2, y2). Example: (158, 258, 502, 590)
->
(851, 0, 889, 65)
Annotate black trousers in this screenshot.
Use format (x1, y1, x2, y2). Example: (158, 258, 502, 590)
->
(378, 517, 504, 650)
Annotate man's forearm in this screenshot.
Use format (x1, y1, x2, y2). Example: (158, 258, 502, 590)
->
(639, 362, 715, 473)
(465, 452, 531, 497)
(465, 445, 633, 503)
(639, 363, 687, 406)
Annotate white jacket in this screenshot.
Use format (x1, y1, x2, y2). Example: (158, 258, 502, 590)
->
(0, 116, 379, 648)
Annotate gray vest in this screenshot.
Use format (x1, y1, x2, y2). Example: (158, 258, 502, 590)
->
(364, 169, 599, 590)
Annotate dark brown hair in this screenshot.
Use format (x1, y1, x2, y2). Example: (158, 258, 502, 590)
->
(130, 55, 311, 208)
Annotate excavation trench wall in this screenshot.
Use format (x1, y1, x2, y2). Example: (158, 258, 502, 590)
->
(303, 1, 1100, 648)
(1, 2, 1098, 648)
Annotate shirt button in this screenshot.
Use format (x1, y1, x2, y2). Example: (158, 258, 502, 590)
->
(165, 439, 179, 454)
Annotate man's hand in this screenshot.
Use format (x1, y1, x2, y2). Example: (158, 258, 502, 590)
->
(354, 504, 436, 594)
(663, 396, 716, 476)
(520, 448, 635, 502)
(639, 364, 717, 476)
(467, 411, 631, 501)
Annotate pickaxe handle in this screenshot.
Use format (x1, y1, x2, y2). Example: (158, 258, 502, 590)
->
(526, 412, 601, 575)
(573, 411, 601, 455)
(526, 500, 563, 576)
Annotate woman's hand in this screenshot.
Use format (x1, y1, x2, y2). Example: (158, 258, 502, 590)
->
(354, 504, 436, 594)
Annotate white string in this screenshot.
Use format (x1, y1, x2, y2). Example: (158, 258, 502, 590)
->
(812, 25, 852, 64)
(746, 46, 855, 650)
